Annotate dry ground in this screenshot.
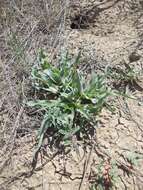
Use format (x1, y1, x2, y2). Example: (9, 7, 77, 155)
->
(0, 0, 143, 189)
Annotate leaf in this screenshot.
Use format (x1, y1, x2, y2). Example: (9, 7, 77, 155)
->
(63, 140, 71, 146)
(46, 86, 59, 94)
(37, 116, 50, 137)
(74, 69, 83, 94)
(63, 126, 80, 140)
(33, 116, 50, 161)
(77, 107, 91, 122)
(72, 51, 81, 68)
(27, 100, 51, 108)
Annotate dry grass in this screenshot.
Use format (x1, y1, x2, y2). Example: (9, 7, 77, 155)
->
(0, 0, 69, 176)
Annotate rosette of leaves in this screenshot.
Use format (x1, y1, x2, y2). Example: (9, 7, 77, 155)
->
(27, 50, 115, 159)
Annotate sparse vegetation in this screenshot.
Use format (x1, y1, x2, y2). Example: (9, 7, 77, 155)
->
(1, 1, 143, 190)
(27, 50, 120, 160)
(91, 160, 119, 190)
(107, 62, 143, 90)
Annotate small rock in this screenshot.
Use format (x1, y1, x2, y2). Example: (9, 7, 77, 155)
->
(129, 52, 141, 63)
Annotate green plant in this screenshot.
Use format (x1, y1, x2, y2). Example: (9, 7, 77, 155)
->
(27, 50, 118, 160)
(106, 62, 142, 89)
(91, 160, 119, 190)
(124, 152, 142, 169)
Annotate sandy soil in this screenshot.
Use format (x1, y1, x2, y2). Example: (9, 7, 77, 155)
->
(0, 0, 143, 189)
